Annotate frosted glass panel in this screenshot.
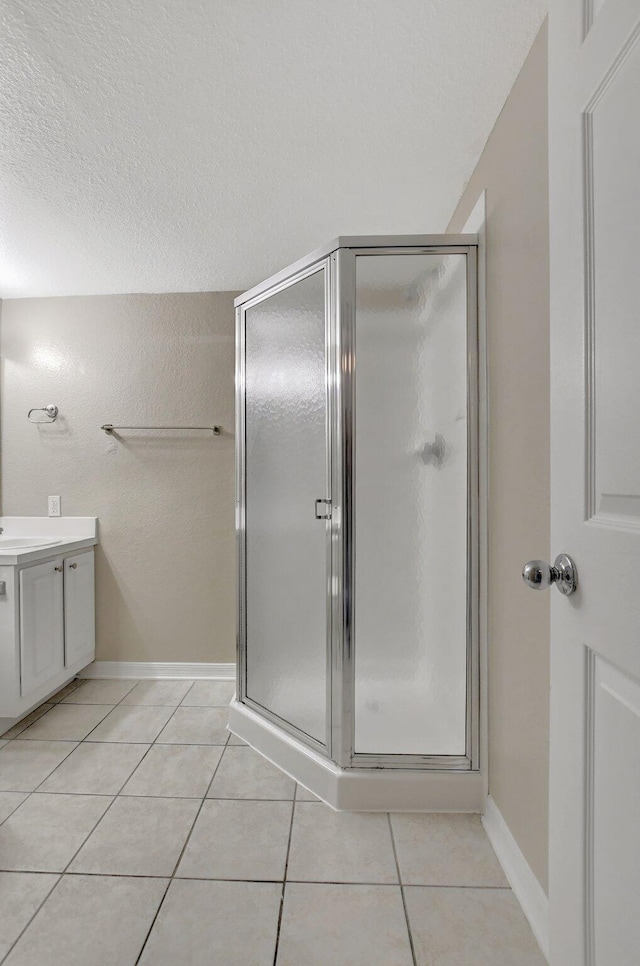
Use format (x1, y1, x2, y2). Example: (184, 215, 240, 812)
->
(354, 253, 468, 755)
(245, 268, 327, 744)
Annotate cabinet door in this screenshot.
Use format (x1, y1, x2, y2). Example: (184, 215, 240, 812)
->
(19, 558, 65, 696)
(64, 552, 95, 668)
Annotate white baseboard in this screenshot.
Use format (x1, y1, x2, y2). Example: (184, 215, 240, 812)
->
(482, 795, 549, 963)
(78, 661, 235, 680)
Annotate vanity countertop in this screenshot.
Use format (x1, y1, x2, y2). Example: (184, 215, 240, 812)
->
(0, 517, 98, 566)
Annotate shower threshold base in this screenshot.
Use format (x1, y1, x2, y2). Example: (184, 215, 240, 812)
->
(228, 700, 484, 812)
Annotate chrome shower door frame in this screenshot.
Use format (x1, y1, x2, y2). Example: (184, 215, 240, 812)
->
(236, 256, 334, 758)
(236, 235, 480, 772)
(330, 242, 480, 772)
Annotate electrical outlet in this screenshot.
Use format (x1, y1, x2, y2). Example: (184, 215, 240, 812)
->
(48, 495, 61, 517)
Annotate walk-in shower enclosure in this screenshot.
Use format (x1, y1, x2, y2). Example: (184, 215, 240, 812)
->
(230, 235, 482, 810)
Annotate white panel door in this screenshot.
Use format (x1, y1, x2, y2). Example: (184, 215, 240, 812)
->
(549, 1, 640, 963)
(64, 552, 95, 669)
(19, 558, 64, 696)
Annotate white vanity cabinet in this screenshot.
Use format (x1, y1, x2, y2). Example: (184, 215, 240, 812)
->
(0, 518, 97, 734)
(19, 557, 65, 695)
(62, 552, 96, 670)
(19, 550, 95, 696)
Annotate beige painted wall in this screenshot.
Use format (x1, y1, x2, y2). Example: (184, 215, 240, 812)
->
(1, 23, 550, 883)
(448, 22, 550, 891)
(0, 292, 238, 663)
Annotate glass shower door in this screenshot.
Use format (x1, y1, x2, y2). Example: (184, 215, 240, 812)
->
(352, 250, 472, 761)
(241, 264, 330, 748)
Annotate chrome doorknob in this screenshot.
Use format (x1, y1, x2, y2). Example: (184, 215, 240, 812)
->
(522, 554, 577, 596)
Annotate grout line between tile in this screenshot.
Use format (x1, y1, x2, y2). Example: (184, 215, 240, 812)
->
(56, 679, 84, 701)
(0, 740, 82, 827)
(133, 732, 232, 965)
(175, 703, 233, 708)
(388, 813, 418, 966)
(3, 737, 230, 747)
(104, 744, 157, 797)
(0, 687, 309, 964)
(16, 703, 115, 746)
(132, 877, 172, 966)
(59, 679, 137, 707)
(113, 679, 139, 703)
(32, 740, 152, 797)
(4, 737, 231, 749)
(90, 702, 193, 708)
(6, 696, 514, 966)
(25, 790, 210, 801)
(0, 872, 62, 966)
(0, 794, 30, 828)
(85, 739, 229, 746)
(59, 794, 120, 877)
(179, 680, 198, 706)
(31, 743, 123, 796)
(0, 783, 118, 964)
(81, 700, 178, 744)
(400, 882, 514, 890)
(152, 702, 228, 745)
(14, 737, 90, 744)
(272, 784, 297, 966)
(167, 732, 230, 878)
(0, 703, 55, 739)
(282, 880, 515, 889)
(0, 868, 515, 888)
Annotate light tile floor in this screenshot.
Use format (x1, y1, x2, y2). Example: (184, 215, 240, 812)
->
(0, 679, 546, 965)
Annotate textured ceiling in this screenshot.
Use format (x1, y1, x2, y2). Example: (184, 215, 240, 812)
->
(0, 0, 547, 297)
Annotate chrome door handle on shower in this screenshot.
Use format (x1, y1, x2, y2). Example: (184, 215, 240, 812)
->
(314, 499, 332, 520)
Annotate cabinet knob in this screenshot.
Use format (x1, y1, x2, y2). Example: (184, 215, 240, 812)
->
(54, 565, 63, 572)
(69, 562, 78, 569)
